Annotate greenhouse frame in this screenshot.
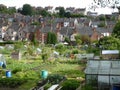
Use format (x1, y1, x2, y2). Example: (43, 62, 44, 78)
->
(84, 59, 120, 90)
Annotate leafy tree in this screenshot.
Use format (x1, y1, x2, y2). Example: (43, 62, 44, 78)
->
(64, 12, 71, 18)
(112, 20, 120, 38)
(81, 35, 90, 44)
(46, 32, 57, 44)
(0, 4, 8, 13)
(17, 8, 22, 13)
(52, 13, 59, 17)
(39, 9, 51, 17)
(75, 34, 82, 46)
(99, 15, 106, 21)
(70, 13, 86, 18)
(8, 7, 16, 14)
(21, 4, 33, 15)
(59, 7, 65, 17)
(98, 36, 120, 50)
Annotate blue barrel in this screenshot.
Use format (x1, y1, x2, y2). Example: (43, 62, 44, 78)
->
(41, 70, 48, 79)
(6, 71, 11, 78)
(0, 62, 3, 67)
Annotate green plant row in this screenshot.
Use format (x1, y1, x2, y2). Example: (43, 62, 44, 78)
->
(61, 79, 80, 90)
(0, 78, 28, 88)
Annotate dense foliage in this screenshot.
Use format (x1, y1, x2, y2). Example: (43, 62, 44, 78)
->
(0, 78, 27, 88)
(47, 74, 66, 84)
(98, 36, 120, 50)
(113, 20, 120, 38)
(21, 4, 33, 15)
(46, 32, 57, 44)
(61, 79, 80, 90)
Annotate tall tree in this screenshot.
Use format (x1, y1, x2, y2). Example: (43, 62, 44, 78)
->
(64, 12, 71, 18)
(46, 32, 57, 44)
(81, 35, 90, 44)
(21, 4, 33, 15)
(39, 9, 50, 17)
(0, 4, 7, 13)
(8, 7, 16, 14)
(112, 20, 120, 38)
(59, 7, 65, 17)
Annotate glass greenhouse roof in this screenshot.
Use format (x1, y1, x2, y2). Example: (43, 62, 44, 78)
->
(85, 60, 120, 75)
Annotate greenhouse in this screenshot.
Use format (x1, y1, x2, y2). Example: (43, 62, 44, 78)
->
(84, 60, 120, 90)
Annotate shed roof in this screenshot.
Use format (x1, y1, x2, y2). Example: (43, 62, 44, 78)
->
(102, 50, 119, 54)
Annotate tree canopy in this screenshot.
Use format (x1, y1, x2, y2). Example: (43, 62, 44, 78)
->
(0, 4, 8, 13)
(46, 32, 57, 44)
(98, 36, 120, 50)
(21, 4, 33, 15)
(59, 7, 65, 17)
(112, 20, 120, 38)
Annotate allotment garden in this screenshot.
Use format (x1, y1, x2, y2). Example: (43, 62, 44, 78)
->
(0, 41, 91, 90)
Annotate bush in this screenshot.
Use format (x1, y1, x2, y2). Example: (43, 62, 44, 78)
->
(61, 79, 80, 90)
(47, 74, 66, 84)
(0, 78, 27, 88)
(71, 49, 79, 54)
(12, 68, 22, 74)
(55, 44, 65, 50)
(81, 84, 95, 90)
(15, 72, 26, 78)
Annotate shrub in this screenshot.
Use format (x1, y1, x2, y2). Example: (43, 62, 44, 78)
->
(71, 49, 79, 54)
(81, 84, 95, 90)
(12, 68, 22, 74)
(42, 53, 48, 62)
(61, 79, 80, 90)
(47, 74, 66, 84)
(55, 44, 65, 50)
(0, 78, 27, 88)
(15, 72, 26, 78)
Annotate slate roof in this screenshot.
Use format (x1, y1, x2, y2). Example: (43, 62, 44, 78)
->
(54, 18, 75, 23)
(22, 25, 37, 33)
(8, 22, 20, 31)
(77, 25, 93, 36)
(60, 27, 74, 36)
(96, 27, 113, 33)
(0, 13, 118, 41)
